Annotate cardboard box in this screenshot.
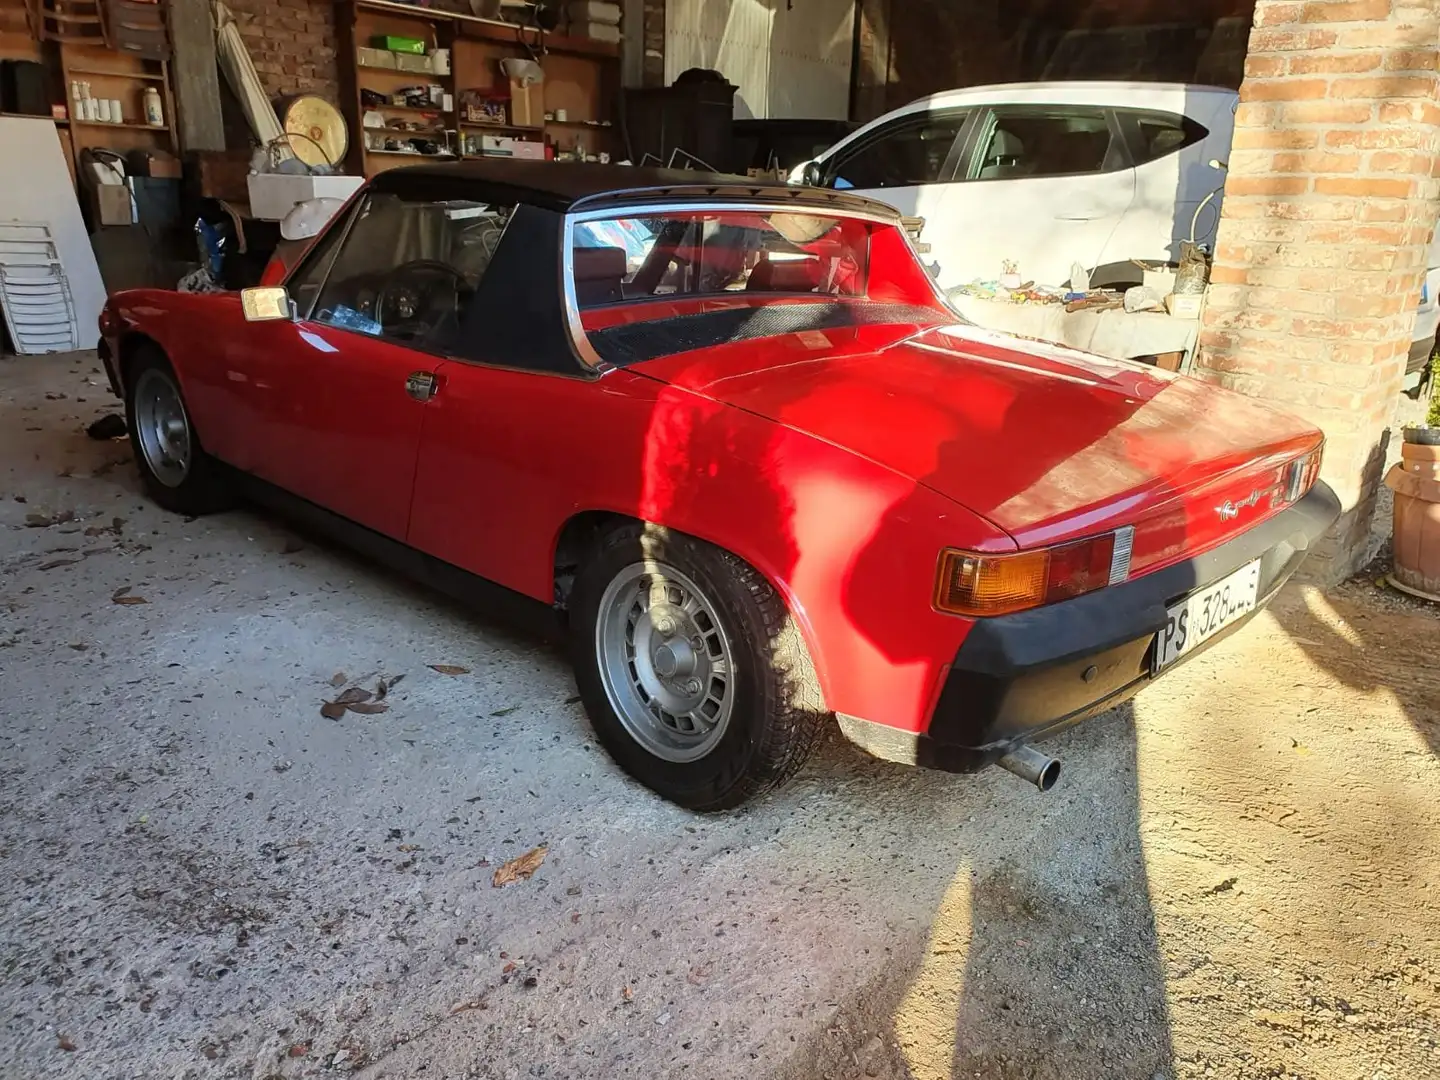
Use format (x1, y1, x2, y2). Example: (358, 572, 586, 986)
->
(508, 79, 540, 128)
(479, 135, 545, 160)
(90, 183, 132, 226)
(1166, 292, 1203, 319)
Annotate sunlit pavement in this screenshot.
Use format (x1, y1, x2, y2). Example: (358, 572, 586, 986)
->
(2, 353, 1436, 1080)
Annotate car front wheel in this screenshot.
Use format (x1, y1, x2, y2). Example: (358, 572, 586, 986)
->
(570, 524, 827, 811)
(124, 347, 232, 515)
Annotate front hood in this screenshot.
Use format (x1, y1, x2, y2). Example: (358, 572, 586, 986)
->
(637, 321, 1321, 546)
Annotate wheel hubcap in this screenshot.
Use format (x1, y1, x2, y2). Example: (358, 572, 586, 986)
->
(595, 561, 736, 763)
(133, 368, 192, 488)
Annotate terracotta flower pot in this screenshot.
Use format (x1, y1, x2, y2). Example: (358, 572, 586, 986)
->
(1386, 436, 1440, 602)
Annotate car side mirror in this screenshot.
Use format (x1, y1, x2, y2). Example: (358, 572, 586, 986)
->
(800, 160, 823, 188)
(241, 286, 294, 322)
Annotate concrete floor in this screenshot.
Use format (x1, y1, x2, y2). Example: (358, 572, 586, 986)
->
(1, 352, 1437, 1080)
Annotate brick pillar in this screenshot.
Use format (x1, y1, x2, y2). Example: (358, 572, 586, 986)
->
(1196, 0, 1440, 582)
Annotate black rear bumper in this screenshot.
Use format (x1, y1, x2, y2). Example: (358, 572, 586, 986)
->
(837, 483, 1341, 773)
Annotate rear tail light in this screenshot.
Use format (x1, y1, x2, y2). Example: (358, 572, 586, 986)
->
(1285, 444, 1323, 504)
(934, 527, 1134, 618)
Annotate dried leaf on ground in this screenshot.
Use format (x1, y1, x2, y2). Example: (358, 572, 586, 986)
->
(334, 687, 373, 705)
(450, 1000, 488, 1015)
(346, 701, 389, 715)
(429, 664, 470, 676)
(112, 585, 131, 599)
(330, 671, 347, 688)
(492, 844, 547, 887)
(621, 985, 634, 1002)
(112, 596, 148, 606)
(57, 1034, 76, 1052)
(320, 702, 348, 720)
(38, 559, 78, 571)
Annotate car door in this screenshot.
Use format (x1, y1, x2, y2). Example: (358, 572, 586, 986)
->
(817, 108, 973, 281)
(939, 103, 1137, 290)
(225, 191, 496, 539)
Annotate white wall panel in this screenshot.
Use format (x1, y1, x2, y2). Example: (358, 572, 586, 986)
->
(664, 0, 853, 120)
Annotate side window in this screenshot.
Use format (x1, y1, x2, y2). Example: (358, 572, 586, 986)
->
(1125, 110, 1209, 165)
(825, 111, 968, 190)
(308, 193, 513, 352)
(284, 207, 353, 319)
(967, 106, 1123, 181)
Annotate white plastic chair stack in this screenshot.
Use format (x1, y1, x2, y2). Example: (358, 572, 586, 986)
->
(0, 221, 79, 354)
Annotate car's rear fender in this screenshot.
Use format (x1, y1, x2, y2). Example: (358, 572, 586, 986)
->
(543, 395, 1011, 736)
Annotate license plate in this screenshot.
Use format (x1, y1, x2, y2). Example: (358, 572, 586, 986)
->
(1152, 560, 1262, 673)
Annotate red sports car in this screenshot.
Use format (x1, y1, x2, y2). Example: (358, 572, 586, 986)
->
(99, 162, 1338, 809)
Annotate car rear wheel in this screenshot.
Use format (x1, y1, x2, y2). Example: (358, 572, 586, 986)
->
(570, 524, 827, 811)
(124, 348, 232, 515)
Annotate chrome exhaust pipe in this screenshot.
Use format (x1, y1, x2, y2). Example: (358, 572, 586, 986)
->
(996, 745, 1061, 792)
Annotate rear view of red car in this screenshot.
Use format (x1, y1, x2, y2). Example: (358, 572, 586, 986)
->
(98, 161, 1339, 809)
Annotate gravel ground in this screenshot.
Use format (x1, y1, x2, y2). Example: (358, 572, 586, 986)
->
(1, 352, 1437, 1080)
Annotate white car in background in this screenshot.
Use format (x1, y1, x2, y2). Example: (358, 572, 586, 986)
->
(795, 81, 1238, 291)
(1406, 226, 1440, 398)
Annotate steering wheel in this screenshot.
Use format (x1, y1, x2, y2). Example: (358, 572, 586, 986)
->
(374, 259, 466, 337)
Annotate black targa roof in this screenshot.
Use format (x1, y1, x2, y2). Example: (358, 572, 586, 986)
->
(365, 159, 901, 219)
(363, 160, 904, 378)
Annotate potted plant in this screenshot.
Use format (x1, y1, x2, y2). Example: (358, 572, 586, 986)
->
(1388, 352, 1440, 600)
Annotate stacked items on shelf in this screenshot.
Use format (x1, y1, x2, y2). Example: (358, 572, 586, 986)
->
(457, 73, 542, 159)
(356, 31, 456, 158)
(360, 84, 454, 157)
(563, 1, 621, 45)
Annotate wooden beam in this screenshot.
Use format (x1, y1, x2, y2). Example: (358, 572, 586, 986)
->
(169, 0, 225, 152)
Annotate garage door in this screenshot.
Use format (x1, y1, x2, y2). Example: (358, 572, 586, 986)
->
(664, 0, 854, 120)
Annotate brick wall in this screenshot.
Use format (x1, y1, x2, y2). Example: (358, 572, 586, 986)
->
(224, 0, 339, 102)
(1196, 0, 1440, 581)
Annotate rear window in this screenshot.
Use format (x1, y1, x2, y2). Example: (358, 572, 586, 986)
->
(569, 210, 870, 309)
(1125, 110, 1210, 164)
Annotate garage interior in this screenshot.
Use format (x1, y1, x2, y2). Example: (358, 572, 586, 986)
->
(2, 2, 1438, 1079)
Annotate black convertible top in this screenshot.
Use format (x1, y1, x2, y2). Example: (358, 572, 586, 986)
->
(366, 159, 900, 219)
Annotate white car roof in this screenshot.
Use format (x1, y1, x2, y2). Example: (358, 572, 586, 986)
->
(819, 81, 1237, 163)
(889, 81, 1236, 117)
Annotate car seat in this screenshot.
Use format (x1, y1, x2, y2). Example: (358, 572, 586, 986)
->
(978, 130, 1026, 179)
(572, 245, 627, 306)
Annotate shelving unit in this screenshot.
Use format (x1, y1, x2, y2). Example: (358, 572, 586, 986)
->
(58, 43, 177, 162)
(337, 0, 620, 178)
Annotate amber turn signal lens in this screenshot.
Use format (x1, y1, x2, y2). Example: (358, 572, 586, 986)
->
(934, 532, 1123, 618)
(934, 549, 1049, 617)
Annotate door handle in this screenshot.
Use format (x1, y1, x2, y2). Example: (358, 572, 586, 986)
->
(405, 371, 438, 402)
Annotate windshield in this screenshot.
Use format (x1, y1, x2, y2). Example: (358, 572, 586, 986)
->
(569, 210, 871, 309)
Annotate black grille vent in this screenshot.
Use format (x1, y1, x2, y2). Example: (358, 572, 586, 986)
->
(588, 302, 946, 367)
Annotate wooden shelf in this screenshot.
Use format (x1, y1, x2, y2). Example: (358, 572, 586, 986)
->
(547, 119, 612, 128)
(459, 121, 543, 133)
(353, 0, 619, 59)
(358, 63, 452, 79)
(364, 147, 458, 159)
(72, 119, 170, 132)
(363, 102, 451, 117)
(66, 67, 167, 81)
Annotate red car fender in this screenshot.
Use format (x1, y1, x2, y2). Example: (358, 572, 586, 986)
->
(540, 378, 1010, 736)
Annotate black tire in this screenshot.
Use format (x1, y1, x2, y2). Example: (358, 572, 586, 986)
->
(123, 346, 233, 516)
(570, 523, 828, 811)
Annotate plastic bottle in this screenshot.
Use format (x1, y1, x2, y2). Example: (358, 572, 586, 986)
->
(144, 87, 164, 128)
